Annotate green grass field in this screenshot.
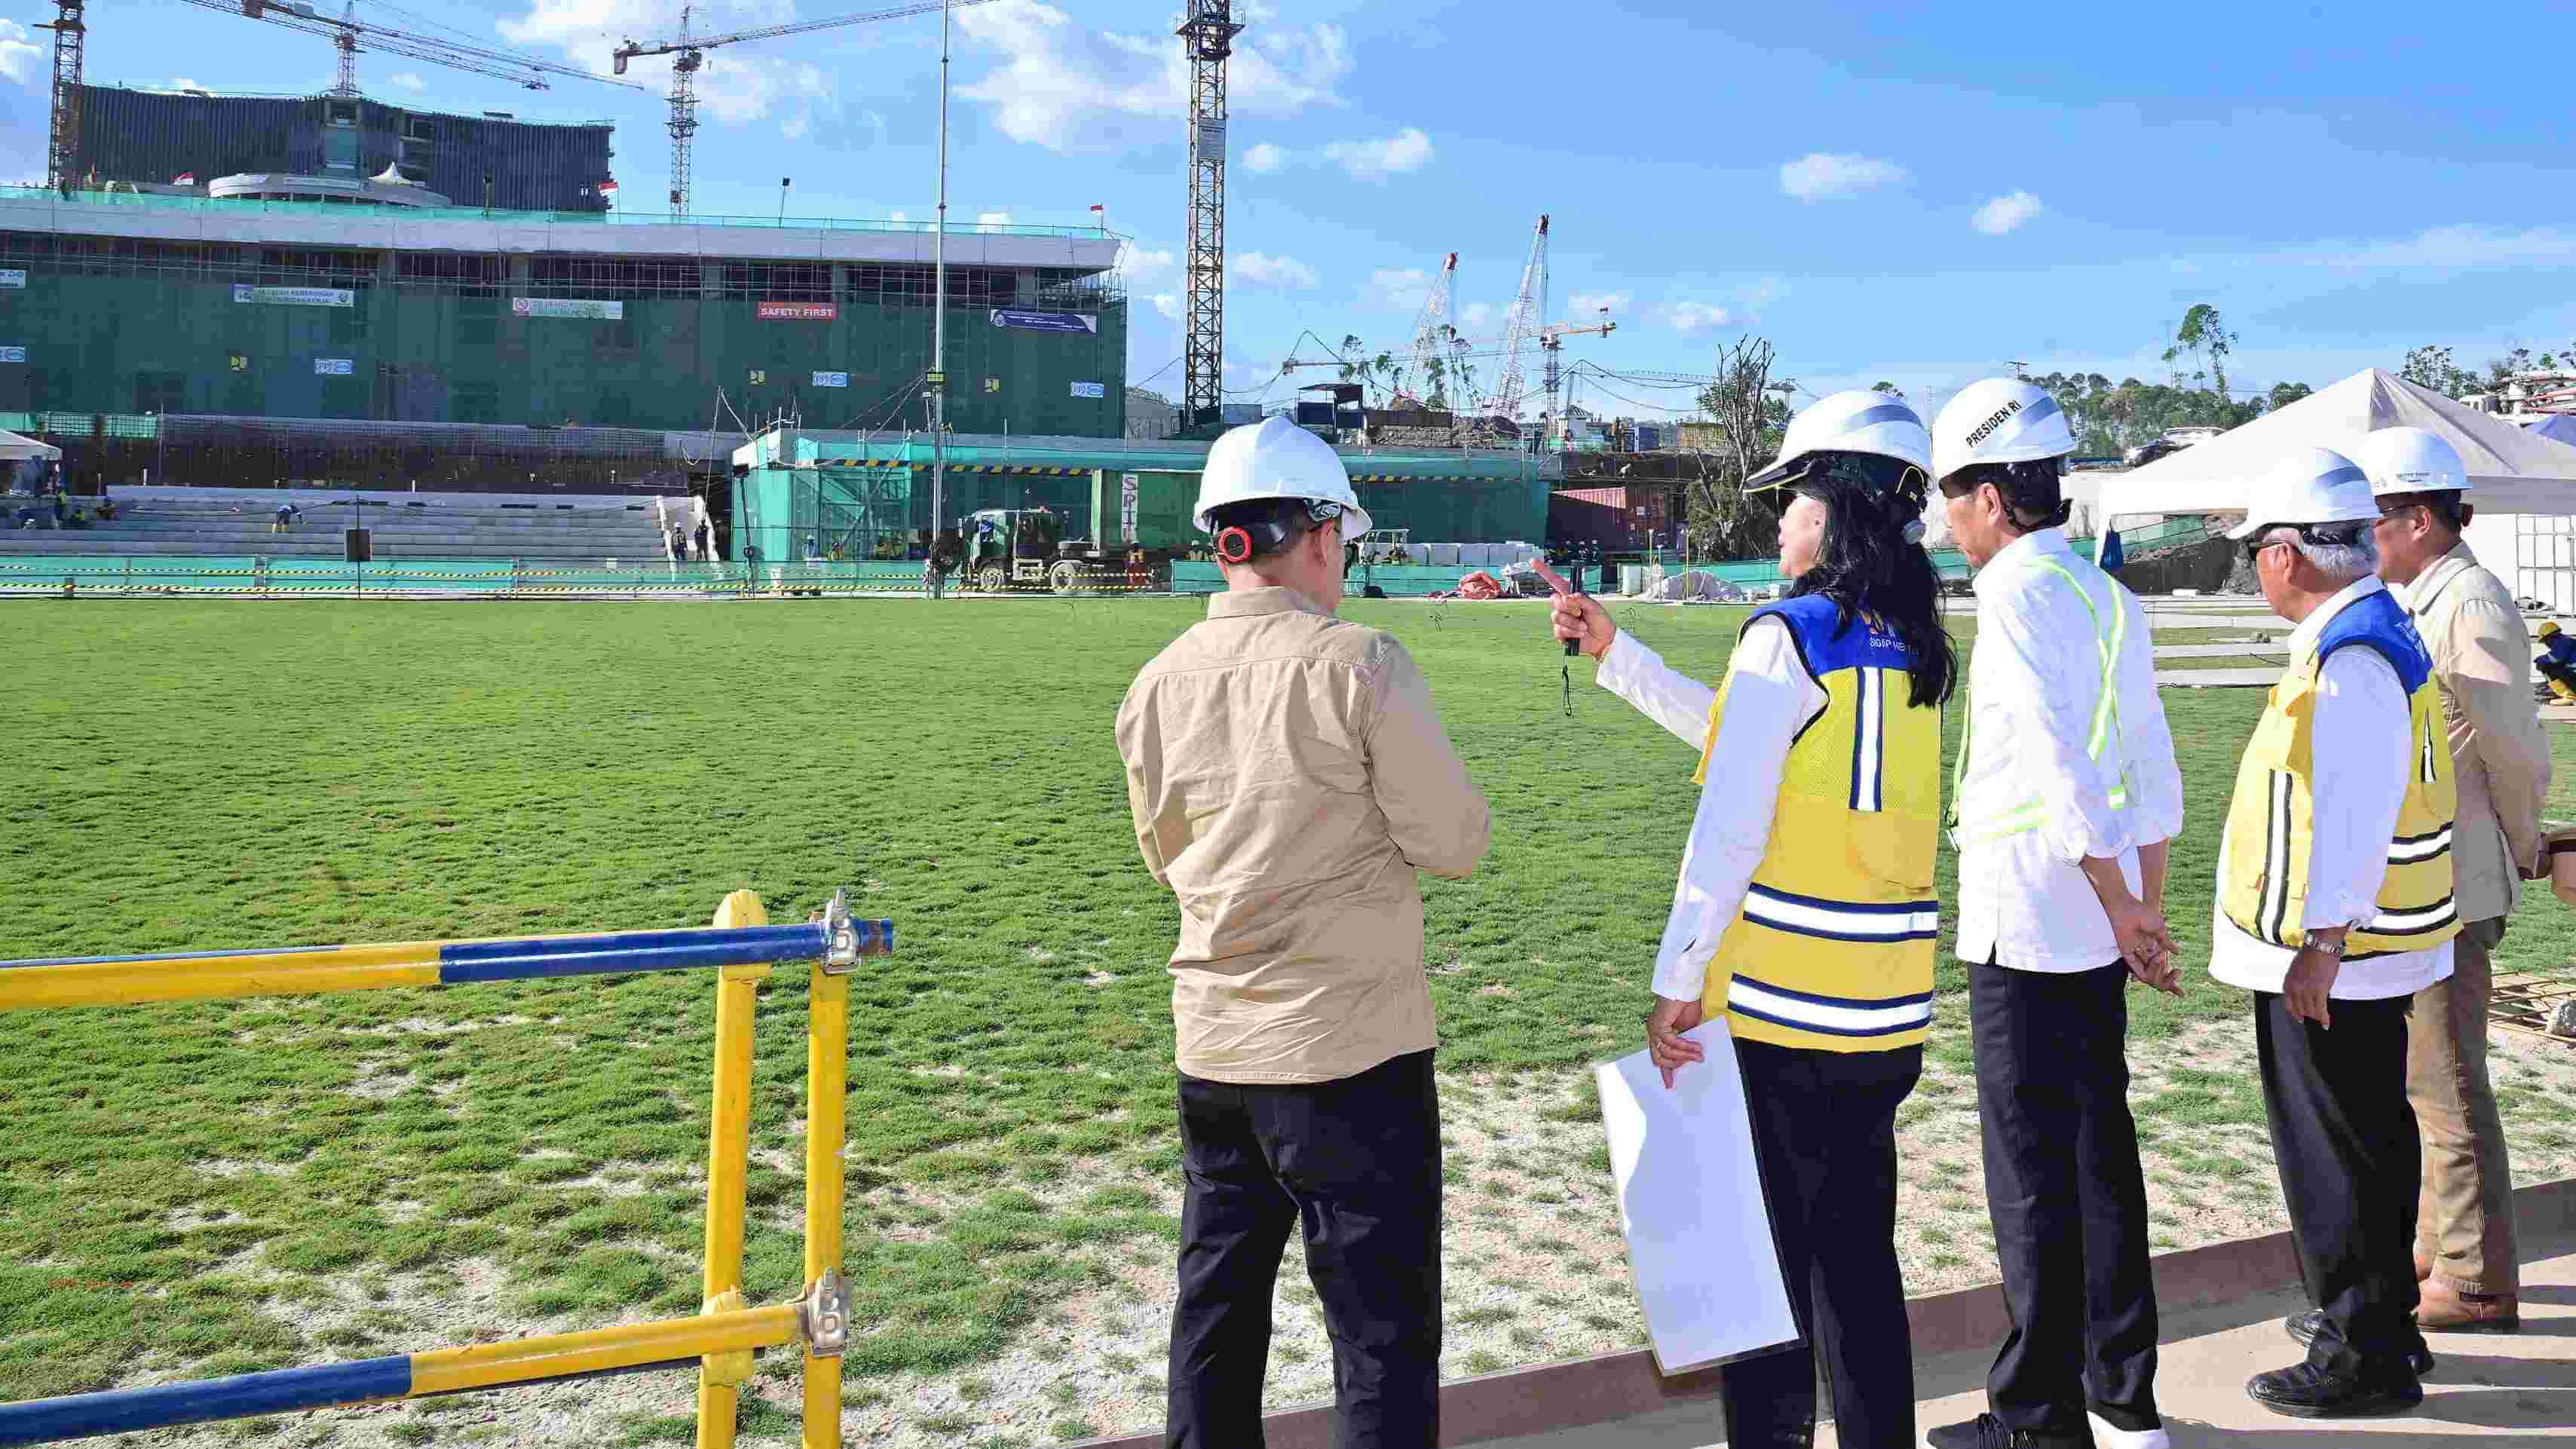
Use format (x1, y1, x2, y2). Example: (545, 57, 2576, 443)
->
(6, 596, 2576, 1444)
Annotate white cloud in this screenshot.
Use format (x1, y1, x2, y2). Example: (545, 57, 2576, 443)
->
(953, 0, 1347, 155)
(1360, 266, 1429, 311)
(1233, 252, 1319, 289)
(888, 210, 908, 222)
(1459, 301, 1496, 330)
(2299, 223, 2576, 271)
(1665, 301, 1733, 335)
(1778, 152, 1907, 202)
(1120, 245, 1176, 283)
(0, 21, 38, 86)
(1567, 290, 1629, 317)
(384, 71, 426, 92)
(1152, 293, 1180, 320)
(1971, 190, 2044, 236)
(781, 113, 810, 142)
(976, 210, 1014, 225)
(1244, 142, 1290, 173)
(161, 76, 210, 93)
(1320, 127, 1432, 180)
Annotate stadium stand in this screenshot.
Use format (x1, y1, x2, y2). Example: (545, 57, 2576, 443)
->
(0, 486, 682, 564)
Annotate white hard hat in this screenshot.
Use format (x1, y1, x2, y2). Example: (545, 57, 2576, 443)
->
(2223, 446, 2376, 540)
(2355, 425, 2470, 498)
(1747, 390, 1931, 492)
(1192, 415, 1373, 538)
(1931, 377, 2075, 486)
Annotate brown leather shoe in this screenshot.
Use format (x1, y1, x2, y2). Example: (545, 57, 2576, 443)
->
(2416, 1278, 2519, 1333)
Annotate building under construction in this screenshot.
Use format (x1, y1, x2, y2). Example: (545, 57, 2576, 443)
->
(71, 85, 614, 213)
(0, 127, 1127, 492)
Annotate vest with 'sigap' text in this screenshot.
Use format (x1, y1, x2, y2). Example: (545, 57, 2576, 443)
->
(1692, 593, 1940, 1052)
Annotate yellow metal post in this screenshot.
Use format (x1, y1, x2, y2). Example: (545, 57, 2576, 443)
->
(699, 890, 773, 1449)
(801, 962, 850, 1447)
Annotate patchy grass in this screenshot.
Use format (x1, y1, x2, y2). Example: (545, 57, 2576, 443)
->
(5, 596, 2574, 1446)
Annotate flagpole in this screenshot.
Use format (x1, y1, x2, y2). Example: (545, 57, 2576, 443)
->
(929, 0, 950, 586)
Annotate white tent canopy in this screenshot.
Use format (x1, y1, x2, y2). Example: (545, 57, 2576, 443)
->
(0, 428, 62, 461)
(2525, 412, 2576, 447)
(2097, 368, 2576, 522)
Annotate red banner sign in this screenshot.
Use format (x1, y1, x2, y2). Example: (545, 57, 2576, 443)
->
(758, 301, 838, 320)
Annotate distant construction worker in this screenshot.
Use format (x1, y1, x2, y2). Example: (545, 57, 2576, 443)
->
(923, 528, 957, 600)
(271, 501, 297, 534)
(2215, 447, 2457, 1418)
(1116, 415, 1488, 1449)
(1920, 378, 2187, 1449)
(2360, 426, 2547, 1339)
(2535, 620, 2576, 702)
(1551, 391, 1955, 1449)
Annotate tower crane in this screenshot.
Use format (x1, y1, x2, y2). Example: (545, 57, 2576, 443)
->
(1178, 2, 1240, 429)
(1481, 213, 1549, 441)
(173, 0, 642, 97)
(614, 0, 1000, 217)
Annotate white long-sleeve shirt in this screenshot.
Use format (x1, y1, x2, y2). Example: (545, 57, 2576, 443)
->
(1953, 529, 2185, 971)
(1594, 625, 1824, 1002)
(2209, 576, 2455, 999)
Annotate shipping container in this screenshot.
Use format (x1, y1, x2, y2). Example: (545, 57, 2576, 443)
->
(1089, 467, 1197, 552)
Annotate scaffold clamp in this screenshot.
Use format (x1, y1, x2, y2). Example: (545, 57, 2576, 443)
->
(800, 1269, 850, 1356)
(821, 890, 862, 973)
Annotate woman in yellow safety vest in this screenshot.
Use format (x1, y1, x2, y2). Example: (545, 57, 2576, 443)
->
(1554, 389, 1956, 1449)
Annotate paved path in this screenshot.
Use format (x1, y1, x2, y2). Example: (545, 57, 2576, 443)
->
(2155, 643, 2287, 660)
(2157, 668, 2281, 688)
(1479, 1241, 2576, 1447)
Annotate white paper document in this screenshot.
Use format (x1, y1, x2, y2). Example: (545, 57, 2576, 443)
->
(1594, 1018, 1801, 1375)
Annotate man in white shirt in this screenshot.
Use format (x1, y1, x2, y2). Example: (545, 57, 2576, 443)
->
(1922, 380, 2187, 1449)
(2213, 447, 2456, 1419)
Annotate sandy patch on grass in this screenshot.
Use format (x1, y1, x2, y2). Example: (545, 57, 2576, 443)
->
(118, 1014, 2576, 1447)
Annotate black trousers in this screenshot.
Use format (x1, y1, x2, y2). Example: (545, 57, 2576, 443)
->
(2256, 991, 2431, 1378)
(1165, 1049, 1441, 1449)
(1720, 1037, 1922, 1449)
(1971, 960, 2159, 1435)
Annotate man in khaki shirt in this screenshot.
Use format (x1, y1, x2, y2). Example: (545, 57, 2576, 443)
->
(2365, 426, 2549, 1334)
(1117, 416, 1488, 1449)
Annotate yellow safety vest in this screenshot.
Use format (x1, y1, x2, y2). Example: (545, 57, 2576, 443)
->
(2219, 587, 2461, 960)
(1692, 593, 1940, 1052)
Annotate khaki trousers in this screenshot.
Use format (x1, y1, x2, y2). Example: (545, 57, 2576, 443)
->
(2407, 916, 2519, 1294)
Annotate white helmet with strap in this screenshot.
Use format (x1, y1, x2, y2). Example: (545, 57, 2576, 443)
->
(1747, 389, 1932, 492)
(2223, 446, 2376, 539)
(1191, 415, 1374, 544)
(2355, 425, 2470, 498)
(1931, 377, 2075, 486)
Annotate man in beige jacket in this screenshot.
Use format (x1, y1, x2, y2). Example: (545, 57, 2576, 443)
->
(1117, 416, 1490, 1449)
(2363, 426, 2548, 1334)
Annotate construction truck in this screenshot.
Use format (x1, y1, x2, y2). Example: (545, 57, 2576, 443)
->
(960, 469, 1204, 593)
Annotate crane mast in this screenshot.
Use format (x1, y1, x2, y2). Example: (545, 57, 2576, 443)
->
(1178, 2, 1239, 429)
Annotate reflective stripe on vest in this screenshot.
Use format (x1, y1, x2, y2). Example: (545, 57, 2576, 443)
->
(2218, 588, 2461, 961)
(1692, 595, 1939, 1054)
(1947, 555, 2132, 846)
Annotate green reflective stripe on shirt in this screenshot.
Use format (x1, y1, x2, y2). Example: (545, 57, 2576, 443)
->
(1948, 555, 2133, 843)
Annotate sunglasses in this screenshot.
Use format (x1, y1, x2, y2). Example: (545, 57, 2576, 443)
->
(2240, 521, 2367, 564)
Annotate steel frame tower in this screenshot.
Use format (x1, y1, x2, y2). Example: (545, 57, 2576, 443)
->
(666, 6, 700, 214)
(38, 0, 83, 190)
(1178, 2, 1240, 429)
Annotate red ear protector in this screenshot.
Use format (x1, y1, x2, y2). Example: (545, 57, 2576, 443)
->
(1216, 526, 1255, 564)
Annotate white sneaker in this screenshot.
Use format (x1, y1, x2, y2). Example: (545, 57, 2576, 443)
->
(2085, 1412, 2170, 1449)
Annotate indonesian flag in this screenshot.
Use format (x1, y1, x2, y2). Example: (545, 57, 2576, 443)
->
(173, 172, 196, 185)
(1089, 204, 1104, 213)
(599, 177, 618, 195)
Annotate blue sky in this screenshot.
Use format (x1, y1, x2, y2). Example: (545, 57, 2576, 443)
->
(5, 0, 2571, 421)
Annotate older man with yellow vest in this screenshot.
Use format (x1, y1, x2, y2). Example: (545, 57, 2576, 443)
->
(2214, 446, 2457, 1420)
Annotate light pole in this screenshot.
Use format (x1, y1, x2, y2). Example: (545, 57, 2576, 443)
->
(927, 0, 950, 590)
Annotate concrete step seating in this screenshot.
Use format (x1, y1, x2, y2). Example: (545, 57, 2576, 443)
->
(0, 486, 682, 563)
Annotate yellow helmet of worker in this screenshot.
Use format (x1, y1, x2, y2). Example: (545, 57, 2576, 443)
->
(2544, 620, 2563, 638)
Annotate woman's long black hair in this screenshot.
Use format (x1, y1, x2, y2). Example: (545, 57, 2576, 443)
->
(1785, 461, 1958, 708)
